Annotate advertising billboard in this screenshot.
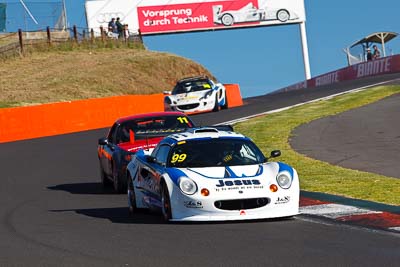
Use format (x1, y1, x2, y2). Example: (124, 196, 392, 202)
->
(86, 0, 305, 35)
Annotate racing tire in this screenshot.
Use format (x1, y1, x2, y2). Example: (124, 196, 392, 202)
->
(212, 94, 220, 112)
(128, 175, 137, 216)
(112, 163, 125, 194)
(100, 164, 112, 188)
(277, 9, 290, 22)
(161, 182, 172, 222)
(221, 92, 228, 110)
(221, 14, 234, 26)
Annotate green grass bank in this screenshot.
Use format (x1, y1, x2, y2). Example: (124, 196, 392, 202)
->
(235, 85, 400, 205)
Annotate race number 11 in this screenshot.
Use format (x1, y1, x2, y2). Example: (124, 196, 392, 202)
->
(177, 117, 189, 124)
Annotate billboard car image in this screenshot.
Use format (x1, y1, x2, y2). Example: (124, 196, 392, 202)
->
(86, 0, 305, 35)
(213, 2, 299, 27)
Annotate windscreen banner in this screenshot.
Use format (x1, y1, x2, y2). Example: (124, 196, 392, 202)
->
(86, 0, 305, 35)
(0, 3, 6, 32)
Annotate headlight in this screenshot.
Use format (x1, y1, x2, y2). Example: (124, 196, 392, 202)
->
(276, 171, 292, 189)
(179, 177, 197, 195)
(164, 97, 171, 104)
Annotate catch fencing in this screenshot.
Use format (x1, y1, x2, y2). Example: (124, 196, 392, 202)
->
(0, 25, 143, 58)
(0, 1, 65, 32)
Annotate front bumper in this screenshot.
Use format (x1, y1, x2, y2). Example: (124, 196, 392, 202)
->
(169, 187, 300, 221)
(165, 99, 216, 114)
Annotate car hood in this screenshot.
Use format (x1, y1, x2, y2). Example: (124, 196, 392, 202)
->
(186, 165, 264, 178)
(166, 162, 295, 187)
(170, 90, 210, 101)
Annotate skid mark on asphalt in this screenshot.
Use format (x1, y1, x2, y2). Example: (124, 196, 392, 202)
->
(332, 154, 359, 165)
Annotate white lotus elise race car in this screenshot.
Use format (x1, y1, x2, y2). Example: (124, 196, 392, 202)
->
(126, 127, 300, 222)
(164, 76, 227, 114)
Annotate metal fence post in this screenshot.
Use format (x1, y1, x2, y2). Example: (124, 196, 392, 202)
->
(18, 29, 24, 54)
(90, 28, 94, 43)
(73, 25, 78, 42)
(138, 28, 143, 43)
(100, 26, 105, 43)
(123, 25, 127, 42)
(46, 26, 52, 46)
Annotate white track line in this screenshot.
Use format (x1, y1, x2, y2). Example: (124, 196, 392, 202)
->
(218, 78, 400, 126)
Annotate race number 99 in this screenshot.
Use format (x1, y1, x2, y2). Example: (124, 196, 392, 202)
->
(171, 153, 187, 163)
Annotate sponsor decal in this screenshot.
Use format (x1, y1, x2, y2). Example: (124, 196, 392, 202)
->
(356, 58, 391, 78)
(315, 71, 339, 86)
(138, 2, 213, 33)
(138, 0, 301, 34)
(184, 200, 203, 208)
(178, 95, 199, 100)
(216, 179, 260, 187)
(215, 179, 263, 192)
(135, 128, 185, 134)
(127, 143, 157, 152)
(240, 210, 246, 215)
(96, 12, 125, 23)
(98, 147, 112, 160)
(275, 196, 290, 204)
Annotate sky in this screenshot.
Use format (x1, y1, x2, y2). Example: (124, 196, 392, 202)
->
(3, 0, 400, 97)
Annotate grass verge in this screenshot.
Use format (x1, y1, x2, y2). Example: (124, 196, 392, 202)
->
(0, 47, 214, 107)
(235, 85, 400, 205)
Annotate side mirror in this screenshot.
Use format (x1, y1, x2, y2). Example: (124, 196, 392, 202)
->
(145, 155, 156, 163)
(270, 150, 281, 158)
(98, 137, 108, 145)
(163, 90, 172, 95)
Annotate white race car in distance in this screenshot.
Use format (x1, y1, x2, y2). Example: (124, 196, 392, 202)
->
(126, 127, 300, 222)
(164, 76, 227, 114)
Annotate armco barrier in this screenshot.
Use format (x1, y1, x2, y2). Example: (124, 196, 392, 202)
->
(276, 54, 400, 93)
(0, 84, 243, 143)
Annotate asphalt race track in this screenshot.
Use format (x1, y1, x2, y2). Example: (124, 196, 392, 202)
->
(291, 90, 400, 179)
(1, 74, 400, 266)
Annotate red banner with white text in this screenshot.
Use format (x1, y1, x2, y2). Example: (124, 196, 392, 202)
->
(276, 55, 400, 93)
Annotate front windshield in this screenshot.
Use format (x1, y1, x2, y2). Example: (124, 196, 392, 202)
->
(172, 79, 213, 95)
(168, 138, 265, 167)
(119, 115, 192, 142)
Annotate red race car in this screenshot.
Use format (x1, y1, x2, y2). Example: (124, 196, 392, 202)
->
(98, 112, 195, 193)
